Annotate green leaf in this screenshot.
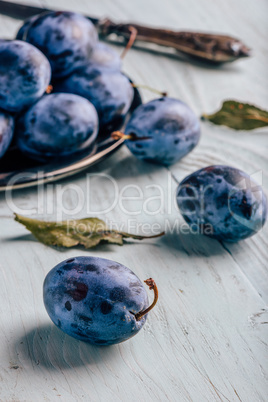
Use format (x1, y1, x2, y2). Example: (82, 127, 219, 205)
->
(201, 100, 268, 130)
(14, 214, 164, 249)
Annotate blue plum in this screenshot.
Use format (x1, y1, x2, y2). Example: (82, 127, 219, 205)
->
(87, 42, 122, 71)
(176, 165, 267, 242)
(16, 93, 98, 162)
(0, 40, 51, 112)
(53, 66, 134, 131)
(18, 11, 98, 77)
(16, 15, 37, 40)
(0, 111, 14, 159)
(43, 256, 157, 345)
(123, 97, 200, 165)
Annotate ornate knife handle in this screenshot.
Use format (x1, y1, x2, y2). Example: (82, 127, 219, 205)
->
(99, 19, 250, 63)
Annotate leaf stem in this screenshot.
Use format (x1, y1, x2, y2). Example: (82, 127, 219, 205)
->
(243, 115, 268, 123)
(117, 230, 165, 240)
(94, 230, 165, 240)
(135, 278, 158, 321)
(131, 83, 167, 97)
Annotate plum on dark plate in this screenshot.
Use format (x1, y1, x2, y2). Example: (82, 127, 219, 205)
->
(0, 82, 141, 189)
(176, 165, 267, 242)
(43, 256, 158, 345)
(113, 97, 200, 165)
(87, 42, 122, 71)
(0, 111, 14, 159)
(0, 40, 51, 112)
(16, 15, 36, 40)
(17, 11, 98, 77)
(16, 93, 99, 162)
(53, 66, 134, 132)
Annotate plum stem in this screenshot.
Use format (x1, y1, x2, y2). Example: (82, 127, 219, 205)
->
(46, 84, 53, 94)
(131, 83, 167, 97)
(111, 131, 152, 141)
(135, 278, 158, 321)
(121, 26, 138, 59)
(111, 131, 133, 140)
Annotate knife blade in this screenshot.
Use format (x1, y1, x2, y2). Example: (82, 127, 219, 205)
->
(0, 0, 250, 63)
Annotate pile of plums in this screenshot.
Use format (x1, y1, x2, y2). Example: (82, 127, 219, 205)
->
(0, 11, 134, 161)
(0, 11, 203, 165)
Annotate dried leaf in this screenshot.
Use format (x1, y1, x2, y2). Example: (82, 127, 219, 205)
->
(14, 214, 164, 249)
(201, 100, 268, 130)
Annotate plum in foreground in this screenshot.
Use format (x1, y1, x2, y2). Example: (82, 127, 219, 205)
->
(43, 256, 158, 345)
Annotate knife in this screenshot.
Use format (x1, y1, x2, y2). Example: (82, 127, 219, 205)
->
(0, 0, 250, 64)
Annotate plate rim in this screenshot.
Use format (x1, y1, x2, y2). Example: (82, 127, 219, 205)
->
(0, 138, 125, 192)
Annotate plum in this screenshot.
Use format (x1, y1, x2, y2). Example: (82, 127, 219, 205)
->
(53, 66, 134, 131)
(16, 15, 36, 40)
(0, 40, 51, 112)
(87, 42, 122, 71)
(16, 93, 98, 162)
(0, 111, 14, 159)
(176, 165, 267, 241)
(17, 11, 98, 78)
(43, 256, 158, 345)
(113, 97, 200, 165)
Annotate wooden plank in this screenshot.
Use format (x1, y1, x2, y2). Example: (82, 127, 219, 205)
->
(0, 0, 267, 401)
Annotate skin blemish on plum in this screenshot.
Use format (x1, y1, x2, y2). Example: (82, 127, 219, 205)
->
(129, 281, 142, 288)
(100, 301, 113, 315)
(240, 195, 253, 219)
(109, 287, 127, 302)
(75, 330, 89, 338)
(108, 265, 121, 270)
(185, 187, 195, 196)
(65, 301, 72, 311)
(66, 281, 88, 301)
(79, 315, 93, 324)
(85, 264, 99, 272)
(182, 200, 195, 212)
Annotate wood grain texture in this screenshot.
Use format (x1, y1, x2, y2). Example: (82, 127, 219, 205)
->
(0, 0, 268, 401)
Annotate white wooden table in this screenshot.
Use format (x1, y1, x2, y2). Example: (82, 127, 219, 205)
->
(0, 1, 268, 401)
